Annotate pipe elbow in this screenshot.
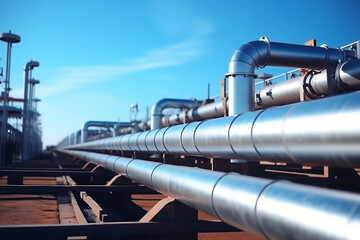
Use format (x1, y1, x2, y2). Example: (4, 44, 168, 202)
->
(229, 39, 269, 74)
(151, 98, 172, 116)
(151, 98, 201, 130)
(24, 60, 40, 70)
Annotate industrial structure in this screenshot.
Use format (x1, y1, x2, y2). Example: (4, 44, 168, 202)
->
(0, 31, 42, 164)
(1, 37, 360, 240)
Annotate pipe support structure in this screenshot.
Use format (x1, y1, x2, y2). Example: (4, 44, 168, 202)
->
(62, 91, 360, 168)
(57, 149, 360, 240)
(228, 37, 349, 115)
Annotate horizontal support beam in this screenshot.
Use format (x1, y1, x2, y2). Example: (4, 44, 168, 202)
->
(0, 169, 114, 177)
(0, 221, 239, 240)
(0, 185, 157, 194)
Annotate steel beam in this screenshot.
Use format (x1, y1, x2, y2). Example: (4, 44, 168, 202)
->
(0, 221, 238, 240)
(0, 185, 156, 194)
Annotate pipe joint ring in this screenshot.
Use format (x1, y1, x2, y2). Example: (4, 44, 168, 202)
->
(259, 36, 271, 68)
(316, 44, 329, 73)
(302, 71, 322, 99)
(335, 60, 351, 93)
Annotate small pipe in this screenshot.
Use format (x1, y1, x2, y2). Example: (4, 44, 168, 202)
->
(163, 100, 227, 127)
(151, 98, 201, 130)
(82, 121, 119, 143)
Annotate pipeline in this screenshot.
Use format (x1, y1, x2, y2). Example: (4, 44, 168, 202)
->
(151, 98, 202, 130)
(57, 149, 360, 240)
(82, 121, 119, 143)
(64, 91, 360, 168)
(162, 56, 360, 125)
(256, 58, 360, 108)
(162, 100, 226, 127)
(227, 37, 352, 115)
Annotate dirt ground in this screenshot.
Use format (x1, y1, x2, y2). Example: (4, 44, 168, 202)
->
(0, 158, 264, 240)
(0, 176, 59, 225)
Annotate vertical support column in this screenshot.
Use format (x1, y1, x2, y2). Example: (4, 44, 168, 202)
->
(0, 31, 20, 165)
(22, 61, 39, 161)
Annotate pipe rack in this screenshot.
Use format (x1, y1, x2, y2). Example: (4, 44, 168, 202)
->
(64, 91, 360, 168)
(58, 149, 360, 240)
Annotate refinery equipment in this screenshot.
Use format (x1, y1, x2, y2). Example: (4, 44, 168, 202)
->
(55, 38, 360, 240)
(0, 30, 42, 163)
(1, 37, 359, 240)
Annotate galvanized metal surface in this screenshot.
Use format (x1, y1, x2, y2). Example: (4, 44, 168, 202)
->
(81, 121, 119, 143)
(151, 98, 201, 130)
(65, 91, 360, 167)
(58, 150, 360, 240)
(228, 37, 347, 115)
(21, 60, 40, 161)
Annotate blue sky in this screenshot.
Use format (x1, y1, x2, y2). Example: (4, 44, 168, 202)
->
(0, 0, 359, 147)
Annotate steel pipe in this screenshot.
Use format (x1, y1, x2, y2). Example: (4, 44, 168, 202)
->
(163, 100, 226, 127)
(58, 149, 360, 240)
(151, 98, 201, 130)
(256, 58, 360, 109)
(337, 58, 360, 91)
(228, 37, 347, 115)
(82, 121, 118, 143)
(64, 91, 360, 168)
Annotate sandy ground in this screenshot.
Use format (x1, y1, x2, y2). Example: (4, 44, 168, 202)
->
(0, 158, 264, 239)
(0, 176, 59, 225)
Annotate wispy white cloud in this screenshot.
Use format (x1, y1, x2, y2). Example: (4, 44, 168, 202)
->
(10, 2, 213, 100)
(9, 36, 209, 99)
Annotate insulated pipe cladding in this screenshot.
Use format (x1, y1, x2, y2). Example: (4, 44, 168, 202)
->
(57, 150, 360, 240)
(228, 37, 347, 115)
(65, 91, 360, 168)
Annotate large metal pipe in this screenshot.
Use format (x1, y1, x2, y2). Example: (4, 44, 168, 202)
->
(65, 91, 360, 168)
(151, 98, 201, 130)
(256, 58, 360, 109)
(228, 37, 348, 115)
(57, 149, 360, 240)
(82, 121, 118, 143)
(337, 58, 360, 91)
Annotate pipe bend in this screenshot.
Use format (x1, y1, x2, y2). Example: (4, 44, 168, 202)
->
(229, 40, 269, 74)
(24, 60, 40, 70)
(151, 98, 202, 130)
(151, 98, 201, 116)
